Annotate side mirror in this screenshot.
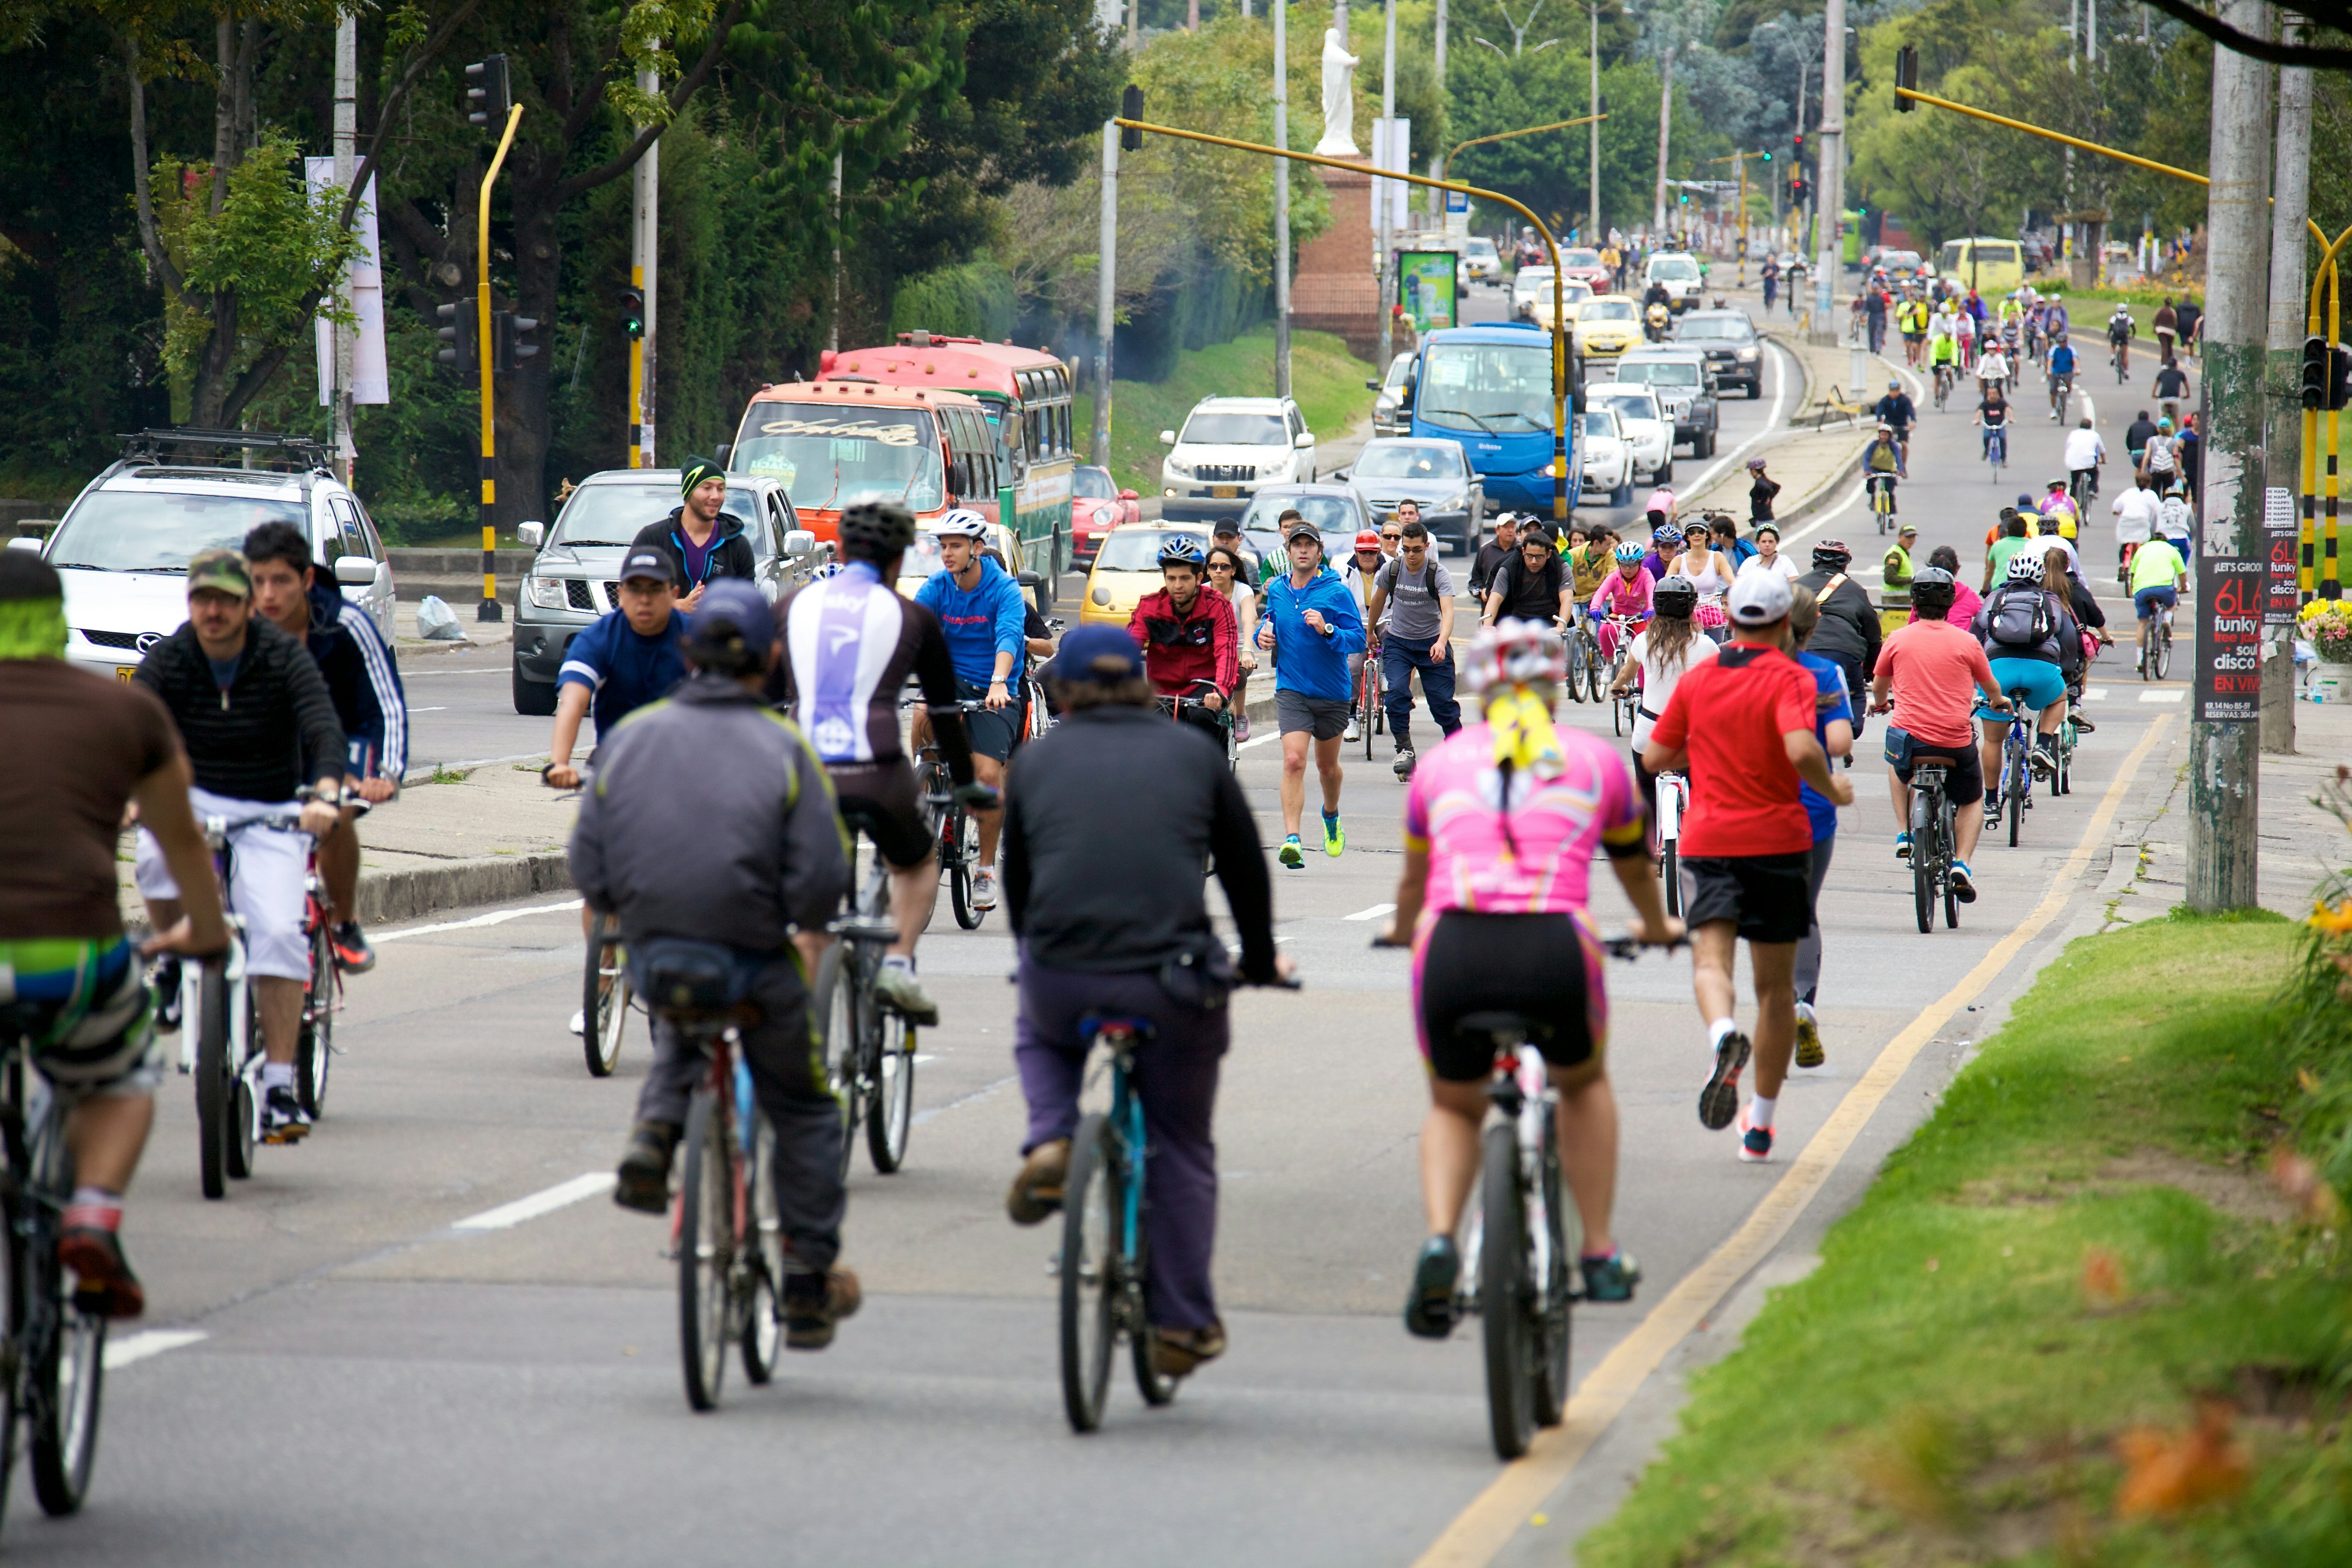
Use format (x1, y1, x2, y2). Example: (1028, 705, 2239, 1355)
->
(713, 443, 732, 467)
(783, 529, 816, 556)
(1333, 468, 1350, 481)
(1366, 379, 1381, 391)
(6, 535, 42, 554)
(516, 521, 544, 549)
(332, 555, 378, 586)
(1117, 488, 1138, 501)
(1017, 570, 1043, 589)
(1293, 431, 1314, 450)
(1159, 430, 1177, 445)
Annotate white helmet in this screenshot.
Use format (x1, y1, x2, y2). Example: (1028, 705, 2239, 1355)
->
(2005, 551, 2046, 583)
(1460, 618, 1567, 699)
(934, 508, 989, 538)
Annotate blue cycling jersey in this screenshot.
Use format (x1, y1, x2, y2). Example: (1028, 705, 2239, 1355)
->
(914, 557, 1026, 687)
(558, 607, 692, 735)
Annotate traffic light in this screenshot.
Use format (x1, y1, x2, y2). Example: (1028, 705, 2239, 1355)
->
(1790, 177, 1808, 206)
(465, 55, 510, 129)
(1119, 86, 1144, 151)
(1792, 130, 1805, 170)
(617, 286, 645, 340)
(1761, 149, 1773, 163)
(2335, 345, 2352, 412)
(434, 302, 477, 386)
(2305, 337, 2332, 410)
(493, 311, 541, 374)
(1894, 45, 1919, 110)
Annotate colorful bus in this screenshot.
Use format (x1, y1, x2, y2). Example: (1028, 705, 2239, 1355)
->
(820, 333, 1078, 575)
(725, 379, 1007, 550)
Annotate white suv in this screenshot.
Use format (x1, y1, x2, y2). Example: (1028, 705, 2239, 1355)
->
(1159, 396, 1315, 523)
(1643, 251, 1705, 313)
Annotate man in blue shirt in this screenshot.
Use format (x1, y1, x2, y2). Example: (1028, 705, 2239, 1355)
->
(1787, 584, 1853, 1074)
(913, 510, 1027, 908)
(1254, 519, 1365, 867)
(2047, 334, 2077, 419)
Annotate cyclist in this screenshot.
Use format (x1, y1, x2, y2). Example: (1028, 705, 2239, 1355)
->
(2155, 477, 2196, 556)
(1872, 382, 1917, 477)
(1899, 293, 1929, 367)
(2046, 333, 2077, 419)
(1742, 523, 1801, 587)
(1563, 525, 1614, 611)
(1609, 574, 1714, 822)
(1666, 520, 1734, 641)
(631, 456, 754, 612)
(1928, 320, 1960, 401)
(2153, 358, 2192, 412)
(1983, 509, 2036, 593)
(1865, 424, 1902, 517)
(131, 549, 345, 1144)
(1468, 512, 1523, 603)
(2124, 408, 2159, 468)
(578, 583, 862, 1349)
(1870, 567, 2010, 898)
(770, 501, 989, 1026)
(1975, 382, 2013, 467)
(2111, 473, 2161, 583)
(1483, 518, 1571, 630)
(242, 521, 406, 975)
(1128, 534, 1240, 750)
(913, 509, 1026, 911)
(1, 552, 229, 1317)
(1795, 541, 1882, 739)
(1977, 337, 2014, 399)
(999, 626, 1287, 1381)
(2127, 530, 2189, 674)
(545, 545, 692, 1036)
(1340, 529, 1390, 745)
(1787, 585, 1854, 1073)
(2039, 477, 2081, 538)
(1644, 572, 1853, 1161)
(1882, 523, 1919, 594)
(1366, 519, 1462, 780)
(1257, 519, 1364, 866)
(1971, 555, 2080, 820)
(2108, 303, 2136, 379)
(2064, 417, 2106, 505)
(1590, 541, 1658, 668)
(1388, 618, 1680, 1333)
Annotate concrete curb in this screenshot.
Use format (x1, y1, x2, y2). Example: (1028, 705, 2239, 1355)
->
(354, 851, 576, 928)
(1762, 328, 1815, 427)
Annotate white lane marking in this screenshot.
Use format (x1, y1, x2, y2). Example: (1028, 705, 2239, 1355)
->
(412, 706, 447, 713)
(1678, 338, 1796, 498)
(912, 1073, 1019, 1127)
(453, 1172, 616, 1231)
(1345, 902, 1398, 921)
(374, 899, 585, 944)
(2083, 687, 2109, 701)
(104, 1329, 206, 1370)
(2139, 688, 2185, 703)
(1238, 727, 1283, 751)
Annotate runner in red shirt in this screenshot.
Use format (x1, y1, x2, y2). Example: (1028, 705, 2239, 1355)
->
(1868, 566, 2012, 901)
(1645, 572, 1854, 1162)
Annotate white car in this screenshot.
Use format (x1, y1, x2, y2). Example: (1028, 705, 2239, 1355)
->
(23, 430, 397, 684)
(1643, 251, 1705, 313)
(1462, 237, 1503, 284)
(1583, 382, 1675, 484)
(1579, 408, 1635, 508)
(1159, 396, 1316, 524)
(1510, 265, 1557, 321)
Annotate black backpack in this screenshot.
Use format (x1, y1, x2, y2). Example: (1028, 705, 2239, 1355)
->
(1985, 583, 2053, 650)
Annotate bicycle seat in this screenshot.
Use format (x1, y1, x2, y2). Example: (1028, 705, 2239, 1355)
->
(1453, 1010, 1544, 1041)
(1081, 1014, 1156, 1047)
(1910, 754, 1961, 769)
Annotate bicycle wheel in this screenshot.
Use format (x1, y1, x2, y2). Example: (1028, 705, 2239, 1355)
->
(949, 811, 984, 930)
(676, 1088, 732, 1412)
(583, 914, 626, 1077)
(811, 945, 861, 1183)
(1129, 1210, 1178, 1409)
(1585, 645, 1606, 706)
(866, 1011, 915, 1174)
(1911, 795, 1936, 934)
(1059, 1113, 1118, 1433)
(1480, 1122, 1535, 1460)
(1943, 803, 1962, 930)
(2153, 624, 2172, 681)
(195, 966, 230, 1200)
(1661, 841, 1681, 919)
(29, 1294, 103, 1517)
(2006, 754, 2023, 847)
(1363, 664, 1382, 756)
(297, 919, 334, 1117)
(1529, 1112, 1575, 1429)
(740, 1110, 783, 1387)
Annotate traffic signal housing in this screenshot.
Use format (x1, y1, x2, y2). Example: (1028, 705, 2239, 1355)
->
(434, 302, 477, 386)
(1119, 86, 1144, 151)
(1894, 45, 1919, 110)
(2318, 339, 2352, 412)
(493, 311, 541, 375)
(617, 286, 645, 340)
(465, 55, 510, 129)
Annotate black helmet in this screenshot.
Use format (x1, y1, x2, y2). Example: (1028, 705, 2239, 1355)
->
(1811, 539, 1853, 571)
(837, 501, 916, 563)
(1652, 573, 1699, 619)
(1909, 564, 1957, 613)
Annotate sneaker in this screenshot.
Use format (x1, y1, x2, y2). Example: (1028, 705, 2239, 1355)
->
(1279, 835, 1305, 869)
(1984, 801, 2003, 832)
(261, 1084, 312, 1144)
(1949, 858, 1978, 904)
(1579, 1248, 1642, 1303)
(1894, 830, 1912, 860)
(569, 1009, 586, 1037)
(2072, 712, 2097, 733)
(2028, 740, 2057, 779)
(1343, 714, 1362, 744)
(1322, 813, 1346, 857)
(613, 1120, 679, 1214)
(150, 957, 183, 1034)
(783, 1266, 862, 1350)
(1005, 1137, 1070, 1226)
(1794, 1007, 1826, 1069)
(1403, 1235, 1461, 1339)
(56, 1224, 144, 1320)
(872, 962, 940, 1027)
(1737, 1110, 1775, 1163)
(1148, 1318, 1227, 1378)
(1393, 746, 1416, 781)
(971, 867, 999, 912)
(1235, 712, 1252, 743)
(1698, 1031, 1749, 1130)
(331, 921, 376, 974)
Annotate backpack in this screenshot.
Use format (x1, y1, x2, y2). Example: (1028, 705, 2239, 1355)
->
(1985, 583, 2054, 650)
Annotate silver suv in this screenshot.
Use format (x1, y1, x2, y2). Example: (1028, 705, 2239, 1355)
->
(1158, 396, 1316, 522)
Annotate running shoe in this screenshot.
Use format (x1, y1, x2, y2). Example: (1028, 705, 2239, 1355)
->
(1279, 835, 1305, 869)
(1322, 813, 1346, 857)
(1894, 830, 1912, 860)
(1235, 712, 1252, 743)
(1403, 1236, 1461, 1339)
(57, 1223, 144, 1319)
(1393, 746, 1416, 781)
(873, 961, 939, 1026)
(2071, 711, 2097, 733)
(2028, 739, 2057, 779)
(972, 867, 999, 912)
(261, 1084, 312, 1144)
(568, 1009, 586, 1036)
(1343, 713, 1362, 744)
(331, 921, 376, 974)
(1950, 858, 1978, 903)
(1579, 1248, 1642, 1303)
(1737, 1110, 1775, 1163)
(1794, 1006, 1826, 1069)
(1698, 1030, 1749, 1130)
(783, 1266, 863, 1351)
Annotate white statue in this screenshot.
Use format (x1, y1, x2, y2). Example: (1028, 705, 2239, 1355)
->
(1314, 26, 1361, 157)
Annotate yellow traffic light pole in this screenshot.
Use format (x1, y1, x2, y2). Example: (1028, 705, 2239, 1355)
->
(1445, 113, 1608, 171)
(476, 102, 524, 622)
(1115, 116, 1584, 523)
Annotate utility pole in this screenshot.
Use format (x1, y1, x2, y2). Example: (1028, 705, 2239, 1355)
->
(828, 151, 843, 354)
(2190, 0, 2274, 910)
(631, 60, 659, 467)
(1095, 120, 1118, 465)
(1430, 0, 1446, 218)
(2263, 27, 2311, 753)
(1588, 0, 1600, 239)
(1651, 41, 1675, 232)
(1275, 0, 1293, 397)
(1378, 0, 1396, 365)
(331, 15, 356, 484)
(1811, 0, 1846, 343)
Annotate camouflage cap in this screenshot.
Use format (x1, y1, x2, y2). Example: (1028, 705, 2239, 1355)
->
(186, 547, 251, 599)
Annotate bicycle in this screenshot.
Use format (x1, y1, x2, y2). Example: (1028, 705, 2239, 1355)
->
(2048, 373, 2073, 424)
(0, 1004, 114, 1524)
(295, 794, 369, 1115)
(1868, 473, 1897, 536)
(1156, 679, 1238, 772)
(2068, 468, 2099, 512)
(1562, 615, 1606, 706)
(1932, 362, 1955, 412)
(1905, 750, 1962, 933)
(916, 699, 996, 929)
(1356, 638, 1387, 758)
(1988, 689, 2037, 849)
(2140, 602, 2174, 682)
(582, 910, 634, 1077)
(815, 811, 919, 1180)
(1611, 666, 1640, 740)
(1654, 769, 1690, 919)
(2049, 702, 2078, 797)
(2111, 339, 2130, 383)
(1984, 423, 2008, 482)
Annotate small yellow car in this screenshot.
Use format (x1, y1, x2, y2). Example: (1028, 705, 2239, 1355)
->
(1572, 294, 1643, 360)
(1078, 522, 1213, 627)
(1525, 279, 1594, 333)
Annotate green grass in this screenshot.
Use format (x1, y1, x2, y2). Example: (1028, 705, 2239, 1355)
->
(1072, 325, 1379, 496)
(1580, 911, 2352, 1568)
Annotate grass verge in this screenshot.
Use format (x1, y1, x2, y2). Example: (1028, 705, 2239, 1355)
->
(1579, 909, 2352, 1568)
(1072, 325, 1377, 496)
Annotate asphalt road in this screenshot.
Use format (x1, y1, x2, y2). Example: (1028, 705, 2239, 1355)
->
(41, 369, 2185, 1566)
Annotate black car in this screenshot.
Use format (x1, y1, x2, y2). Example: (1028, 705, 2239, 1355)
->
(1672, 311, 1765, 400)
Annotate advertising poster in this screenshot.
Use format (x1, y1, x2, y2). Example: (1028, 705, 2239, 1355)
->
(2266, 486, 2300, 628)
(1398, 251, 1458, 332)
(2196, 545, 2265, 722)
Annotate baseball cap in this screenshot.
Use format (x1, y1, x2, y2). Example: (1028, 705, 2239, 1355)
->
(187, 548, 251, 599)
(1896, 523, 1918, 537)
(1048, 624, 1144, 684)
(1727, 568, 1793, 627)
(685, 580, 777, 660)
(1284, 516, 1322, 543)
(618, 547, 679, 587)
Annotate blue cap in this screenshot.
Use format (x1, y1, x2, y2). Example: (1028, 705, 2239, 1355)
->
(1048, 624, 1143, 684)
(688, 580, 776, 656)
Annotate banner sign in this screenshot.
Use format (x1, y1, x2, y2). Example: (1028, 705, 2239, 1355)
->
(1397, 251, 1458, 331)
(2196, 543, 2265, 722)
(2266, 486, 2299, 628)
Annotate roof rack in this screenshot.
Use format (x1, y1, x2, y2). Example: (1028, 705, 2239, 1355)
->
(116, 428, 335, 474)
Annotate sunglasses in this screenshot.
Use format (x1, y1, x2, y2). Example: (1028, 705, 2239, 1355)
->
(1380, 533, 1402, 542)
(1207, 561, 1236, 572)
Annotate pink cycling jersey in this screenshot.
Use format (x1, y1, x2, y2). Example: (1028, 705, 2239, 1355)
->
(1404, 720, 1648, 916)
(1587, 569, 1656, 621)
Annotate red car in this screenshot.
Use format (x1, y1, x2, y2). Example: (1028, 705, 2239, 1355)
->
(1069, 464, 1140, 568)
(1558, 247, 1614, 294)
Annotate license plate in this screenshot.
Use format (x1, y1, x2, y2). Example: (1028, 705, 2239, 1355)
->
(1212, 486, 1237, 499)
(116, 665, 136, 683)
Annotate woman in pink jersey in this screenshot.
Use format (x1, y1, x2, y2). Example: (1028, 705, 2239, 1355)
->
(1378, 620, 1681, 1339)
(1588, 541, 1657, 665)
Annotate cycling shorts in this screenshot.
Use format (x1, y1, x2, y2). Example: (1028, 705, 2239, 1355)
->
(1979, 657, 2068, 715)
(2134, 585, 2179, 621)
(0, 937, 162, 1097)
(831, 761, 935, 870)
(1412, 910, 1605, 1082)
(1887, 733, 1984, 808)
(134, 787, 310, 983)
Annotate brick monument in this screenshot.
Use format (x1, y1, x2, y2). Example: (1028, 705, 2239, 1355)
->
(1291, 161, 1381, 364)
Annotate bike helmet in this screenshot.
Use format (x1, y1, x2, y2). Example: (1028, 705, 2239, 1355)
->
(934, 507, 990, 538)
(1812, 540, 1853, 571)
(1652, 573, 1699, 618)
(1459, 618, 1569, 698)
(1909, 565, 1957, 614)
(1613, 540, 1646, 564)
(836, 501, 917, 562)
(1157, 534, 1207, 570)
(2005, 551, 2046, 583)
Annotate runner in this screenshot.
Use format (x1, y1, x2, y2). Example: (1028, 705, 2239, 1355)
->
(1257, 520, 1365, 866)
(1787, 586, 1853, 1072)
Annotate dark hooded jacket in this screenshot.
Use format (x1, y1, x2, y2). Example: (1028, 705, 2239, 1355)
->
(632, 506, 755, 590)
(298, 579, 407, 778)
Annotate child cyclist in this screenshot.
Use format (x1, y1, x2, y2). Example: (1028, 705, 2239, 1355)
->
(1590, 540, 1657, 667)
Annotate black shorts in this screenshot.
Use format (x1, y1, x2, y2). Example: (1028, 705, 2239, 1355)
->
(955, 678, 1023, 762)
(831, 761, 935, 869)
(1887, 732, 1985, 808)
(1680, 851, 1814, 945)
(1415, 911, 1600, 1082)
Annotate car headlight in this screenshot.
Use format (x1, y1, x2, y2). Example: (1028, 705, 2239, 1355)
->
(1163, 459, 1191, 480)
(524, 575, 567, 610)
(1435, 492, 1467, 514)
(1737, 347, 1758, 361)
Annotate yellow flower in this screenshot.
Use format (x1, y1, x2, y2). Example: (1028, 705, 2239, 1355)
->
(2308, 898, 2352, 934)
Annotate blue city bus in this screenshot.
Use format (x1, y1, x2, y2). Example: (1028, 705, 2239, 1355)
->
(1403, 322, 1582, 521)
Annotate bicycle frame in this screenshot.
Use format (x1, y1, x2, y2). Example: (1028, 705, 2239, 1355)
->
(1458, 1035, 1560, 1317)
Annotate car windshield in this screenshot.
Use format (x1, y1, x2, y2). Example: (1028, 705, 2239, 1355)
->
(1466, 240, 1500, 262)
(1678, 316, 1753, 342)
(1180, 411, 1287, 446)
(730, 402, 944, 512)
(1617, 359, 1701, 388)
(1593, 391, 1662, 423)
(1417, 343, 1555, 433)
(1383, 354, 1413, 391)
(1236, 493, 1361, 535)
(1581, 411, 1621, 438)
(48, 488, 307, 573)
(1583, 300, 1636, 322)
(1649, 256, 1700, 280)
(1352, 444, 1452, 480)
(1884, 251, 1922, 270)
(1563, 249, 1602, 268)
(900, 531, 945, 581)
(1073, 466, 1117, 500)
(1514, 268, 1553, 293)
(1096, 528, 1205, 572)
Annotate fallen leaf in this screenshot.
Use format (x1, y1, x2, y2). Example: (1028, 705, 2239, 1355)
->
(1925, 1257, 1940, 1273)
(2081, 1247, 2129, 1307)
(2114, 1399, 2249, 1518)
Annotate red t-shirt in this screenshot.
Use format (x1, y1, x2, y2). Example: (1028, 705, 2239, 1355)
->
(1648, 642, 1818, 857)
(1873, 619, 1994, 749)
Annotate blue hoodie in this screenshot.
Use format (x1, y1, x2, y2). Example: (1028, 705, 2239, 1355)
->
(915, 556, 1027, 687)
(1260, 564, 1366, 702)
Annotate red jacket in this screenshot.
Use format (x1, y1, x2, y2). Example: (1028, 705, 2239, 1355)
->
(1128, 587, 1240, 697)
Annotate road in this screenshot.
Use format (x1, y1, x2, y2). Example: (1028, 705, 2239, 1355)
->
(38, 337, 2184, 1565)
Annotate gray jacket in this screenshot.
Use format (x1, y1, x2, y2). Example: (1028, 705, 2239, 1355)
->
(570, 674, 849, 953)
